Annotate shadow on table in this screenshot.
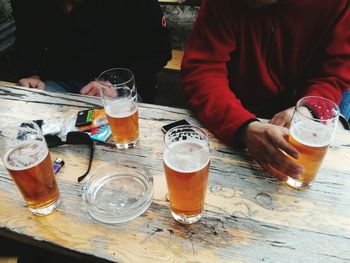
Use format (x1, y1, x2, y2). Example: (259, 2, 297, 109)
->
(0, 236, 103, 263)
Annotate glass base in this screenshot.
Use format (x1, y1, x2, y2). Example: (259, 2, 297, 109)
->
(171, 211, 202, 224)
(115, 139, 138, 149)
(29, 197, 61, 216)
(286, 177, 312, 190)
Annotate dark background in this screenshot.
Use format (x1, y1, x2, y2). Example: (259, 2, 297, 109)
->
(0, 0, 200, 109)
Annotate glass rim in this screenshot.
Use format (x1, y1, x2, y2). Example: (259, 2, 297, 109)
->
(98, 68, 135, 88)
(0, 120, 44, 144)
(296, 96, 340, 122)
(0, 121, 46, 167)
(82, 163, 154, 224)
(163, 125, 210, 154)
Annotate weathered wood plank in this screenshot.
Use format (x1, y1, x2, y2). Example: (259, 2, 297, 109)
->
(0, 86, 349, 262)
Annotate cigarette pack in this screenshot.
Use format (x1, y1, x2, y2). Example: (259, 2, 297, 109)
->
(87, 125, 112, 142)
(78, 109, 108, 132)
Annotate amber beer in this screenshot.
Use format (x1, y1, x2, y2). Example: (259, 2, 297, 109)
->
(99, 68, 139, 149)
(164, 139, 210, 224)
(105, 101, 139, 148)
(286, 121, 332, 188)
(4, 141, 60, 214)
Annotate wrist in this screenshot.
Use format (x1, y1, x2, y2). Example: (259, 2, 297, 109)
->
(235, 118, 260, 149)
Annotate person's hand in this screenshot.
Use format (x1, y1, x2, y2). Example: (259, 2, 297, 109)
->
(269, 107, 294, 128)
(18, 76, 45, 89)
(242, 121, 304, 181)
(80, 80, 102, 97)
(81, 80, 117, 98)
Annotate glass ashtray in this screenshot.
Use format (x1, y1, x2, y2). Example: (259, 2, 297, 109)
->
(82, 164, 153, 224)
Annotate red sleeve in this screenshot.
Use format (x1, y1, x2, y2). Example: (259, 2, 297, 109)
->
(299, 2, 350, 104)
(181, 0, 256, 147)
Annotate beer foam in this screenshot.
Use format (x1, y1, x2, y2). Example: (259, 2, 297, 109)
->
(5, 141, 48, 171)
(164, 140, 210, 173)
(291, 121, 333, 148)
(105, 100, 137, 118)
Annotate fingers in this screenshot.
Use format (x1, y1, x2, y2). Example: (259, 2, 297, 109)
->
(260, 162, 289, 181)
(80, 82, 95, 95)
(18, 78, 45, 89)
(268, 148, 303, 179)
(269, 107, 294, 128)
(80, 81, 101, 96)
(89, 87, 101, 97)
(258, 137, 303, 179)
(104, 86, 117, 97)
(270, 114, 287, 127)
(267, 128, 299, 159)
(245, 122, 304, 181)
(35, 80, 46, 89)
(18, 79, 30, 88)
(82, 86, 101, 97)
(264, 128, 304, 178)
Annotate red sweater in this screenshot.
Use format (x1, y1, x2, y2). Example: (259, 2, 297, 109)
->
(181, 0, 350, 146)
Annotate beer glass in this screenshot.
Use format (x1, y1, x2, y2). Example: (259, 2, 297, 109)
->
(163, 125, 210, 224)
(0, 121, 61, 215)
(286, 96, 339, 189)
(99, 68, 139, 149)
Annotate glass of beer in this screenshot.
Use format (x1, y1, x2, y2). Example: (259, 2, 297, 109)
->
(99, 68, 139, 149)
(0, 121, 61, 215)
(286, 96, 339, 189)
(163, 125, 210, 224)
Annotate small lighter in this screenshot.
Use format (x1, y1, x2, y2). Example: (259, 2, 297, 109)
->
(53, 158, 65, 174)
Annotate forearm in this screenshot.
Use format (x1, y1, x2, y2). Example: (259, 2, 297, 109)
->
(298, 81, 345, 105)
(181, 0, 257, 146)
(181, 69, 257, 146)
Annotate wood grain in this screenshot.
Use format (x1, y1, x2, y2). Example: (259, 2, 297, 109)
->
(0, 86, 349, 263)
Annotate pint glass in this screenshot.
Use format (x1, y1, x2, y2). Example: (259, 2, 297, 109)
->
(99, 68, 139, 149)
(163, 125, 210, 224)
(286, 96, 339, 189)
(0, 121, 61, 215)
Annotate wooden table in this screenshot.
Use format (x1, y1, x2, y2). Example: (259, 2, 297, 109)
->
(0, 86, 349, 262)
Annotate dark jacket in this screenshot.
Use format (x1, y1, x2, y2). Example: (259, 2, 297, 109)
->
(11, 0, 172, 102)
(181, 0, 350, 146)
